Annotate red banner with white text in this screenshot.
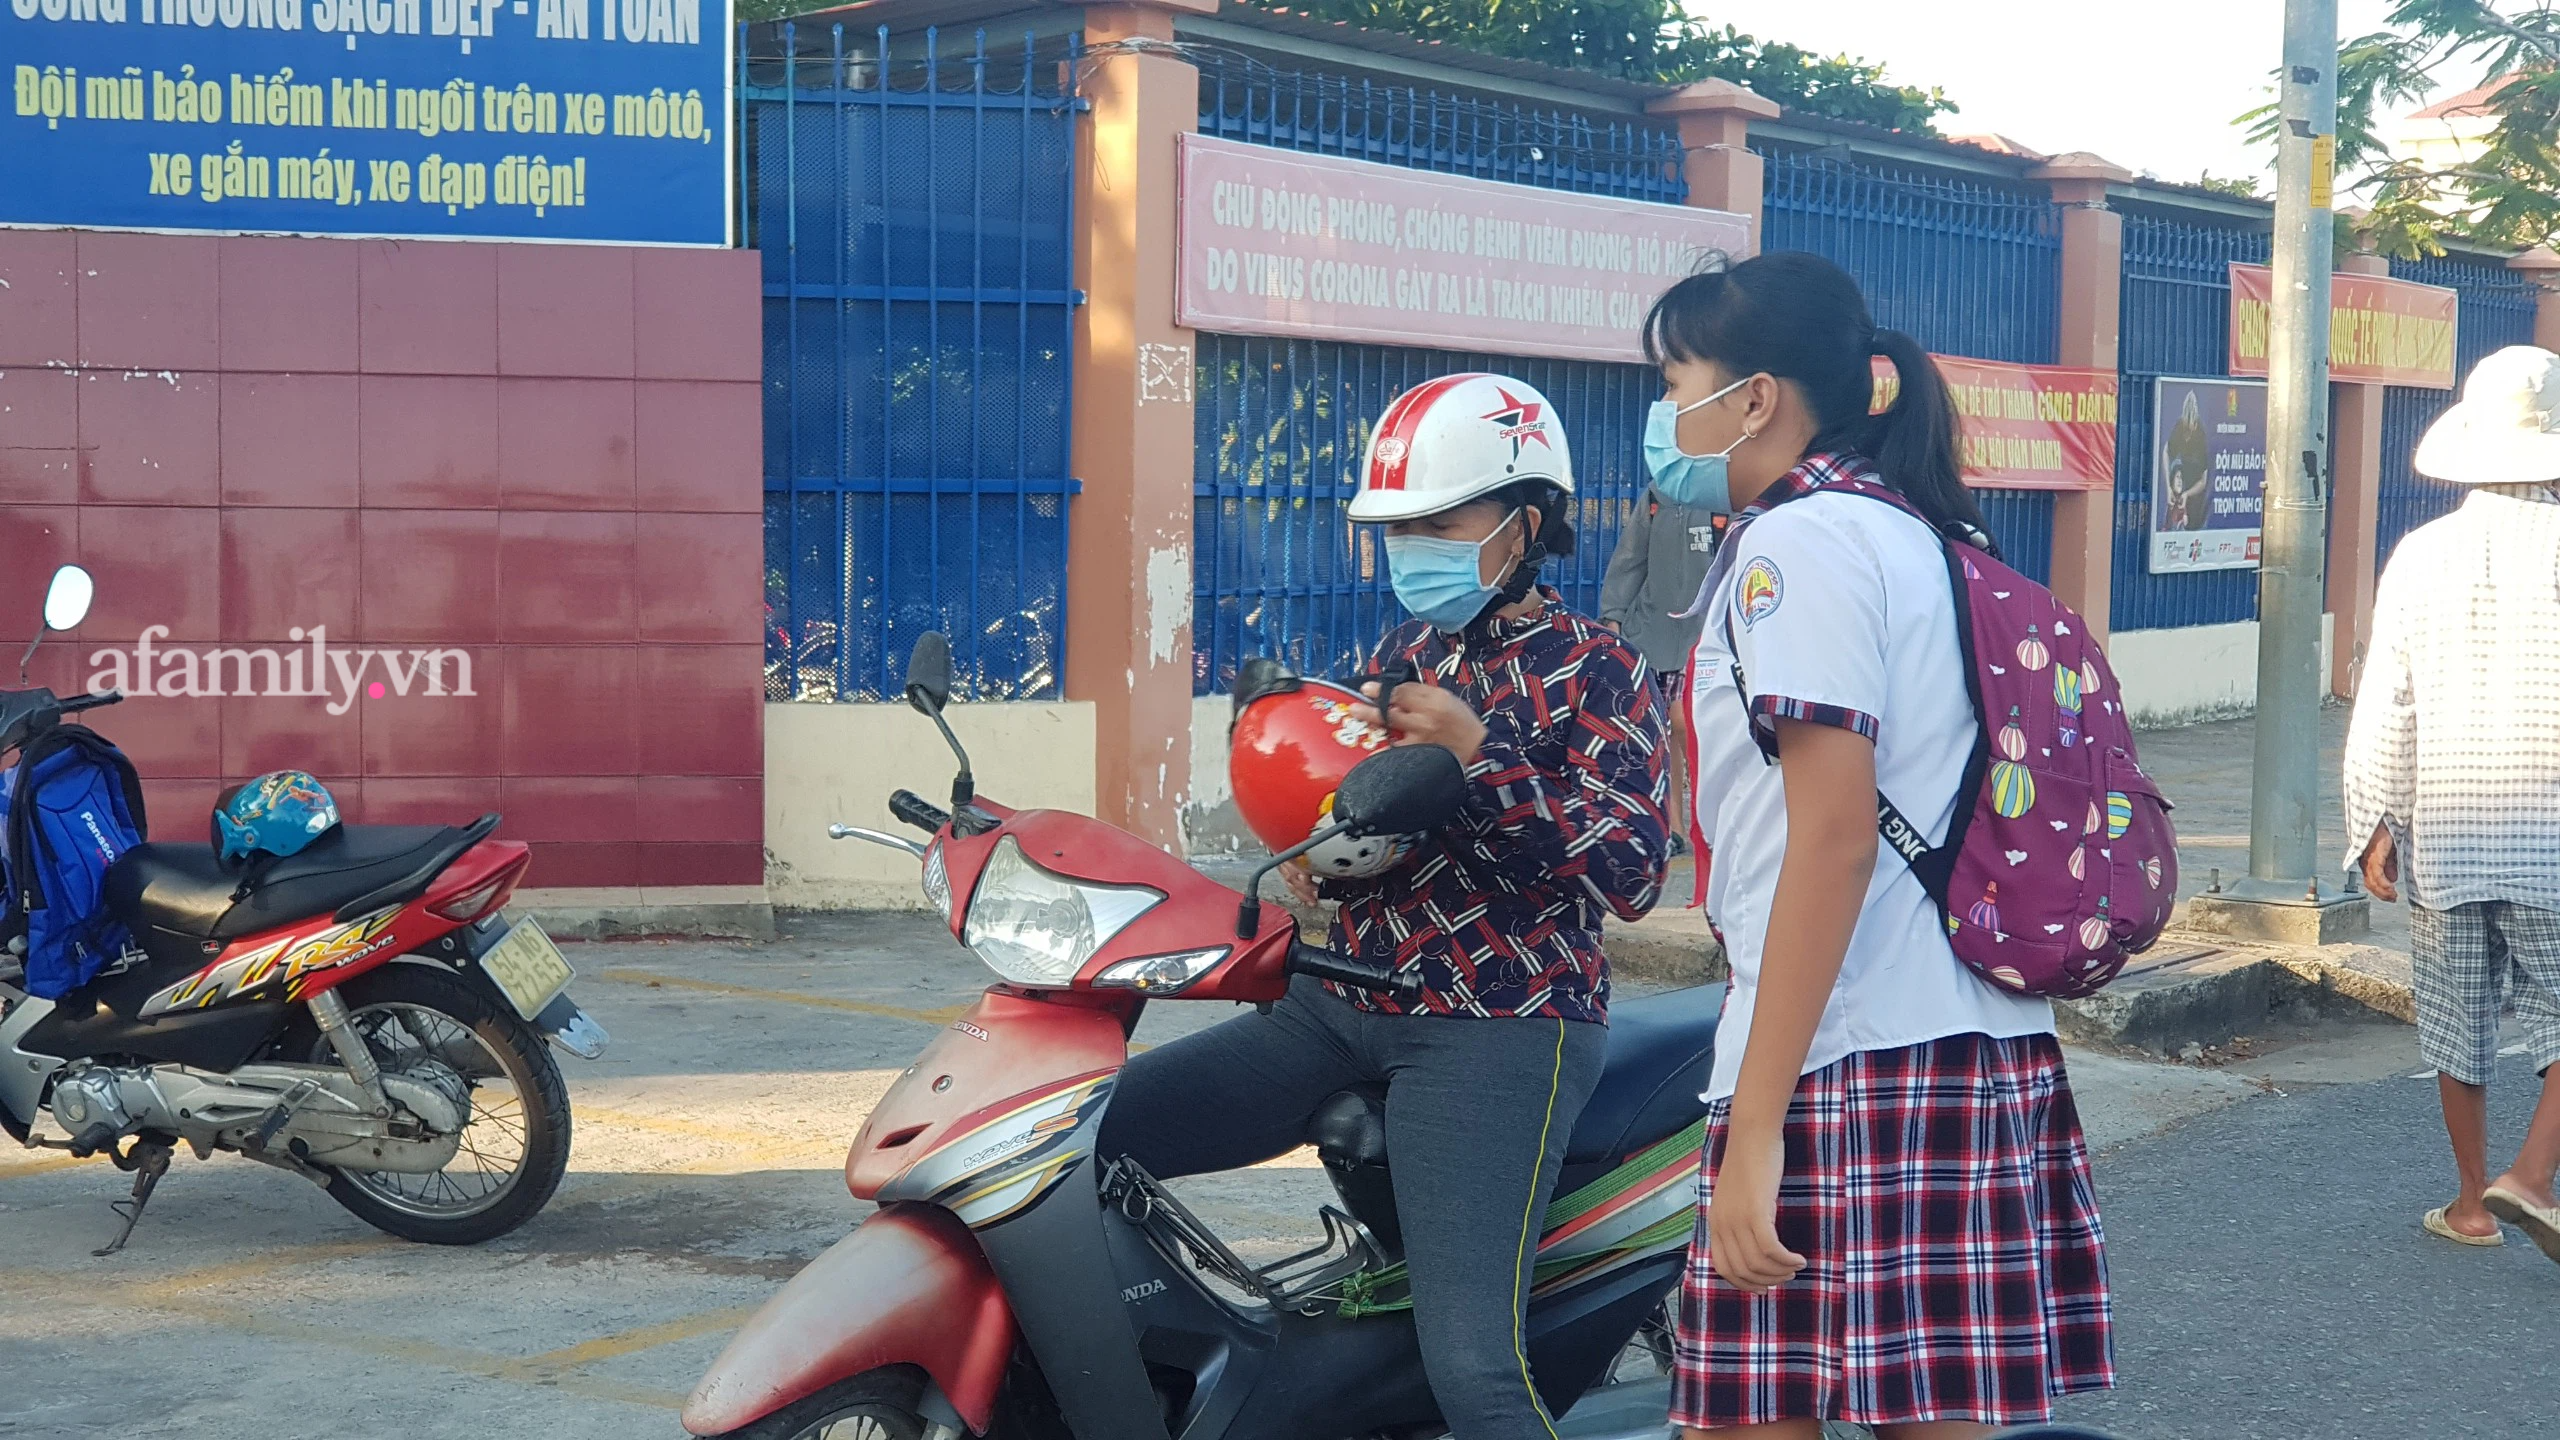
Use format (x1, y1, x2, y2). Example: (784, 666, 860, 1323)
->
(1872, 355, 2119, 491)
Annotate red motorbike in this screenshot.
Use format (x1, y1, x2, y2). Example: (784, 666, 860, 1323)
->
(685, 634, 1722, 1440)
(0, 564, 605, 1254)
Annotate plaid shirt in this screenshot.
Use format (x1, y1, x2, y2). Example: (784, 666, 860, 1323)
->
(2345, 488, 2560, 910)
(1318, 590, 1671, 1022)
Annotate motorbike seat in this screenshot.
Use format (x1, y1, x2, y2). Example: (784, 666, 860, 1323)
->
(104, 819, 494, 943)
(1305, 984, 1724, 1172)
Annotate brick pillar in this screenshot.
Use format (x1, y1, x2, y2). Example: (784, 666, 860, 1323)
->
(1068, 0, 1210, 850)
(2030, 152, 2133, 643)
(1647, 80, 1779, 249)
(2327, 250, 2392, 698)
(2512, 245, 2560, 354)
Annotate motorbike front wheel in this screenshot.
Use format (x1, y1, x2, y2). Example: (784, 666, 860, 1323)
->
(707, 1368, 928, 1440)
(289, 962, 573, 1245)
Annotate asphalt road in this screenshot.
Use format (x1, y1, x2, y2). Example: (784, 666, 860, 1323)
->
(0, 910, 2541, 1440)
(2057, 1050, 2560, 1440)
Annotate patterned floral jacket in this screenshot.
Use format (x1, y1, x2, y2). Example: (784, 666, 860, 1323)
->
(1317, 591, 1671, 1023)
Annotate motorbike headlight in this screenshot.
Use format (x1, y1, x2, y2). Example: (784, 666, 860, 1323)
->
(1092, 947, 1229, 994)
(920, 841, 952, 920)
(962, 837, 1163, 986)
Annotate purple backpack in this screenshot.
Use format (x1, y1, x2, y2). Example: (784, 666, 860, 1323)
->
(1741, 480, 2177, 999)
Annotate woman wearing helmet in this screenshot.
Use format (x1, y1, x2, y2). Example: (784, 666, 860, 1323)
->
(1101, 373, 1671, 1440)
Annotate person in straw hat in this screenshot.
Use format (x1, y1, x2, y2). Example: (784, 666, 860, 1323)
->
(2346, 343, 2560, 1266)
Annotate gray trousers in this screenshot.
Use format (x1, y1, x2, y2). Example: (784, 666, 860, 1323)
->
(1099, 977, 1606, 1440)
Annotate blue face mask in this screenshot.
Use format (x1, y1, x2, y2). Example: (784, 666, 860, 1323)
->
(1642, 376, 1753, 513)
(1384, 509, 1522, 631)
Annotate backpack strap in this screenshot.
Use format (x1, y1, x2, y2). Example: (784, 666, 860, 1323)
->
(1713, 480, 1989, 912)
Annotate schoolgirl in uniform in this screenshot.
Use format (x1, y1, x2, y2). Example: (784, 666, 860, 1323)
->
(1641, 251, 2116, 1437)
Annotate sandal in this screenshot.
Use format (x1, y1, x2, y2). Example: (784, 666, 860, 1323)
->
(2485, 1185, 2560, 1264)
(2423, 1205, 2505, 1247)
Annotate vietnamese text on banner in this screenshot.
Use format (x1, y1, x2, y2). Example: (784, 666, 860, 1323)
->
(4, 0, 730, 245)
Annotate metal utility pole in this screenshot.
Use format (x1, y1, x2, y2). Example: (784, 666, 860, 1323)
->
(2190, 0, 2368, 945)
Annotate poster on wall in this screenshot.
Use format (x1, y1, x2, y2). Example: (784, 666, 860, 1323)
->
(1, 0, 731, 244)
(1174, 133, 1751, 365)
(2148, 375, 2267, 574)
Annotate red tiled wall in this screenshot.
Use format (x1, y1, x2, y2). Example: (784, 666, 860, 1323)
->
(0, 231, 764, 891)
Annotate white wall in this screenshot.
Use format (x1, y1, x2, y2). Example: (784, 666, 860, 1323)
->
(2110, 613, 2333, 727)
(1183, 695, 1245, 852)
(765, 701, 1097, 909)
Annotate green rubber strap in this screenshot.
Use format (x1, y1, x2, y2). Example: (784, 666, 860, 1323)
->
(1327, 1116, 1710, 1319)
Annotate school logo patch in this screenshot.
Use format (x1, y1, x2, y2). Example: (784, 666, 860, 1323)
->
(1737, 557, 1783, 629)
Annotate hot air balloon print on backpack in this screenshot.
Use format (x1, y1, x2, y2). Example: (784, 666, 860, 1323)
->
(1969, 882, 2001, 934)
(2053, 662, 2084, 748)
(1991, 758, 2036, 819)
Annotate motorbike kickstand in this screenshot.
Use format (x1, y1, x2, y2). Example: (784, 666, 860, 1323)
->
(93, 1140, 173, 1258)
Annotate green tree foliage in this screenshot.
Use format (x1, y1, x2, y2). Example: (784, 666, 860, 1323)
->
(1237, 0, 1954, 131)
(2243, 2, 2560, 257)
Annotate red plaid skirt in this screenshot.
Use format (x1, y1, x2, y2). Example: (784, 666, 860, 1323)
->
(1670, 1032, 2114, 1429)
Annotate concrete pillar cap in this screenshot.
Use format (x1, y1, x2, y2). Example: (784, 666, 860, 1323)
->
(2508, 244, 2560, 273)
(2028, 152, 2134, 186)
(1648, 78, 1779, 121)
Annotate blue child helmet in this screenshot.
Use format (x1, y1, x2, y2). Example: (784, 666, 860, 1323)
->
(214, 770, 342, 865)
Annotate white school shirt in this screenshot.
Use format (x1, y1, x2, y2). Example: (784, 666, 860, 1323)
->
(1689, 481, 2051, 1104)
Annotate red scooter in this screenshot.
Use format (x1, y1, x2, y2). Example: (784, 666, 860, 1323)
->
(685, 634, 1722, 1440)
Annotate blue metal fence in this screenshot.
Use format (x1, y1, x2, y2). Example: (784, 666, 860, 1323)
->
(1197, 61, 1688, 201)
(1190, 62, 1677, 696)
(2109, 208, 2273, 627)
(2110, 213, 2271, 632)
(749, 26, 1082, 702)
(1194, 336, 1655, 694)
(2377, 252, 2539, 560)
(1754, 144, 2064, 581)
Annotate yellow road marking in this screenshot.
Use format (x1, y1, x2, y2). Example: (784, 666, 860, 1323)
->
(0, 1151, 101, 1179)
(500, 1304, 756, 1378)
(594, 968, 968, 1025)
(146, 1293, 685, 1411)
(121, 1237, 401, 1303)
(579, 1103, 798, 1150)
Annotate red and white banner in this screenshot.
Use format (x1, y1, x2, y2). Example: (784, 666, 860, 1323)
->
(2228, 263, 2459, 390)
(1872, 355, 2118, 491)
(1174, 134, 1751, 364)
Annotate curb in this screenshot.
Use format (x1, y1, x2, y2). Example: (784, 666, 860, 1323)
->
(2056, 932, 2415, 1054)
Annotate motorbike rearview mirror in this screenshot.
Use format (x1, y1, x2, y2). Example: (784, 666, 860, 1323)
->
(21, 564, 93, 683)
(1331, 744, 1467, 838)
(1235, 745, 1467, 941)
(903, 632, 977, 816)
(43, 566, 93, 633)
(904, 632, 954, 716)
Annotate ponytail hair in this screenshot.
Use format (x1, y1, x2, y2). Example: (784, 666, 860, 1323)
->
(1642, 251, 1994, 551)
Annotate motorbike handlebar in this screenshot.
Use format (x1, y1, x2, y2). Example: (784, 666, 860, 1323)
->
(60, 690, 122, 713)
(888, 789, 952, 834)
(1287, 942, 1421, 1004)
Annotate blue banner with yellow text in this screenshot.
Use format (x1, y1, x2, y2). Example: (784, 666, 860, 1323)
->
(4, 0, 728, 243)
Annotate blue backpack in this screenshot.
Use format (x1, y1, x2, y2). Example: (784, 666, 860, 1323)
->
(2, 726, 148, 999)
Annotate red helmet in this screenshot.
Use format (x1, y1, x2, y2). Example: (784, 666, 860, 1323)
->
(1229, 674, 1418, 879)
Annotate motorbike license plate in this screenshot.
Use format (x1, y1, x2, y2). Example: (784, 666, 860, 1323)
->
(478, 918, 575, 1021)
